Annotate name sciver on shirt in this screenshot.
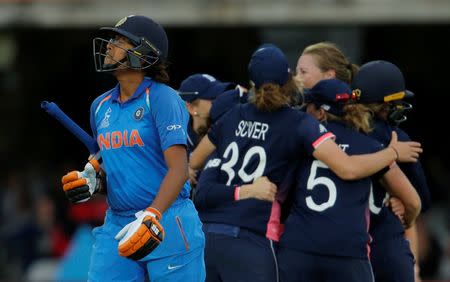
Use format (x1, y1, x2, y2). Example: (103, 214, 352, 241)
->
(235, 120, 269, 141)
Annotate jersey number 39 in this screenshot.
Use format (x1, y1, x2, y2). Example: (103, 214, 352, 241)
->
(220, 142, 267, 185)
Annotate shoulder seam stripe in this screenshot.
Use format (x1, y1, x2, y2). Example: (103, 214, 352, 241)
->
(95, 94, 112, 116)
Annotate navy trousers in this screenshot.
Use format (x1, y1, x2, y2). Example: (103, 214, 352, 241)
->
(370, 236, 414, 282)
(278, 247, 374, 282)
(203, 223, 278, 282)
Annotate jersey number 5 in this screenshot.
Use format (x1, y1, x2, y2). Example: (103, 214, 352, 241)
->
(220, 142, 267, 185)
(306, 160, 337, 212)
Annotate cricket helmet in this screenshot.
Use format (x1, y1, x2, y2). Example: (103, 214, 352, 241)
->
(93, 15, 168, 72)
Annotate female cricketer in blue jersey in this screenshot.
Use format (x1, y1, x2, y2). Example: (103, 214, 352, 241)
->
(61, 15, 205, 281)
(277, 79, 421, 282)
(189, 44, 422, 282)
(352, 60, 431, 282)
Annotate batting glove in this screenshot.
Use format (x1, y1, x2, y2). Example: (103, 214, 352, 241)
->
(61, 159, 103, 204)
(115, 207, 164, 261)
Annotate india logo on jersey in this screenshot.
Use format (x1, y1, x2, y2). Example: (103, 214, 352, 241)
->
(97, 129, 144, 150)
(99, 107, 112, 129)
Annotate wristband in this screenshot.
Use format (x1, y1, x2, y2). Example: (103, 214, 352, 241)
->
(88, 158, 101, 173)
(390, 147, 399, 160)
(146, 207, 162, 220)
(234, 186, 240, 201)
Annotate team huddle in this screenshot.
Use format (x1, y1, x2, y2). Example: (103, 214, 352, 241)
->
(60, 14, 429, 282)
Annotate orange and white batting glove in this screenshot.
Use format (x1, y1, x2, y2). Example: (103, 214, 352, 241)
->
(61, 159, 102, 204)
(114, 207, 165, 260)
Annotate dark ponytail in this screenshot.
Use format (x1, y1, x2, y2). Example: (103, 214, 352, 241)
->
(145, 60, 170, 83)
(249, 76, 299, 112)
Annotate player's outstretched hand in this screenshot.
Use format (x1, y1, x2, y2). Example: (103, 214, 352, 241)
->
(388, 131, 422, 163)
(61, 159, 102, 203)
(115, 207, 164, 261)
(239, 176, 277, 202)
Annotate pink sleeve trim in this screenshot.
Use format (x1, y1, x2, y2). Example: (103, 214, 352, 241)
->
(312, 132, 335, 149)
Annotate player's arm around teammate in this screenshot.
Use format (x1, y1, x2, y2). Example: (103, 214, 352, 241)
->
(191, 122, 420, 181)
(304, 79, 421, 227)
(378, 163, 421, 228)
(190, 44, 319, 282)
(190, 43, 421, 178)
(294, 41, 422, 223)
(194, 166, 278, 211)
(300, 77, 422, 219)
(294, 42, 424, 281)
(277, 79, 419, 282)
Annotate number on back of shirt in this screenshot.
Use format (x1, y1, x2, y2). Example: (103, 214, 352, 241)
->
(306, 160, 337, 212)
(220, 141, 267, 185)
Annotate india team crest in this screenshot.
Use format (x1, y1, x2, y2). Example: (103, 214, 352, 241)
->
(134, 107, 144, 120)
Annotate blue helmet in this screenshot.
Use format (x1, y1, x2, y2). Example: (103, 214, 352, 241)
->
(93, 15, 168, 72)
(351, 60, 414, 103)
(352, 60, 414, 125)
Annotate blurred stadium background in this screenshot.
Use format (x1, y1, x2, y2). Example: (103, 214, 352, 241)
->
(0, 0, 449, 281)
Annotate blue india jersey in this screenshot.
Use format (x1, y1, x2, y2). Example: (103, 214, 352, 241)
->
(90, 77, 190, 211)
(368, 120, 430, 243)
(203, 103, 334, 235)
(280, 121, 384, 259)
